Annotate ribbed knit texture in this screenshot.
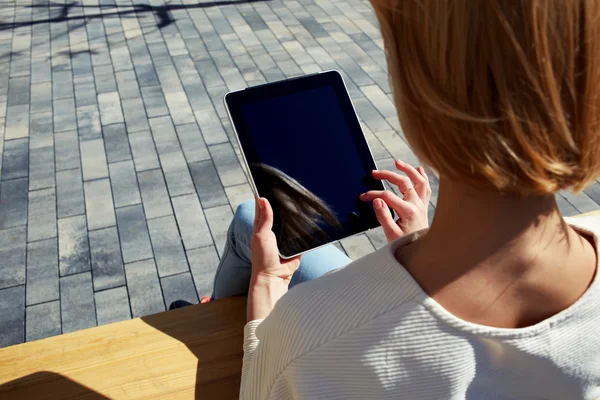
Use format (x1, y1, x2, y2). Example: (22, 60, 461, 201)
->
(240, 217, 600, 399)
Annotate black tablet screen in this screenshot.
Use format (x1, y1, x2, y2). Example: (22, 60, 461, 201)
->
(227, 72, 385, 257)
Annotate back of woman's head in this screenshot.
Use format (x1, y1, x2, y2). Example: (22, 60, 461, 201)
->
(371, 0, 600, 196)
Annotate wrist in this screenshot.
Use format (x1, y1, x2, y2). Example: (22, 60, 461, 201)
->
(247, 273, 290, 322)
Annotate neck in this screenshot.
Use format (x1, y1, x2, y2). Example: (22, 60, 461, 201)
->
(399, 176, 597, 328)
(427, 177, 565, 258)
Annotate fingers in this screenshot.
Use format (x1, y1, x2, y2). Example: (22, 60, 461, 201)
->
(373, 198, 403, 241)
(360, 190, 415, 218)
(254, 198, 274, 236)
(372, 161, 431, 201)
(371, 170, 413, 194)
(395, 160, 426, 186)
(417, 166, 429, 182)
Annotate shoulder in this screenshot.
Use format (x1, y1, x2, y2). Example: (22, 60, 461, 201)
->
(257, 243, 425, 356)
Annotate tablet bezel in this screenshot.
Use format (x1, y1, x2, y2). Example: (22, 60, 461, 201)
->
(224, 70, 387, 259)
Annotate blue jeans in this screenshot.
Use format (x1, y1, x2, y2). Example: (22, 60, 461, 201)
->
(212, 199, 352, 299)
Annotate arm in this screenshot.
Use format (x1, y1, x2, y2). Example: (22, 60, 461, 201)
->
(240, 198, 301, 398)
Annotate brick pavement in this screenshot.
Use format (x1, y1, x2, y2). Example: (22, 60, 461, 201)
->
(1, 0, 599, 347)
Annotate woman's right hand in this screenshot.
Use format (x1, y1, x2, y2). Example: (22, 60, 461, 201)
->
(360, 160, 431, 243)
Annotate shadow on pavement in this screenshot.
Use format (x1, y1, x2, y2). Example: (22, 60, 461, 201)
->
(0, 0, 272, 31)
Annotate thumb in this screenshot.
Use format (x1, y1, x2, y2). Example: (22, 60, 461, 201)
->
(254, 198, 274, 235)
(373, 198, 403, 242)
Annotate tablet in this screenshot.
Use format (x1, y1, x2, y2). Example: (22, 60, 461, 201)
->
(224, 70, 389, 258)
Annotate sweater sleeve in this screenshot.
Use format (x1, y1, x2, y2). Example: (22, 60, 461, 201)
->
(240, 319, 264, 398)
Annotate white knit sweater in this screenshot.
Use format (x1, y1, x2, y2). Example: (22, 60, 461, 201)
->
(240, 216, 600, 399)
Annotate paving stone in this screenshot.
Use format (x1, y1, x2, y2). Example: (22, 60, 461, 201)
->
(26, 238, 59, 306)
(141, 86, 169, 118)
(72, 52, 93, 78)
(0, 178, 28, 229)
(129, 130, 160, 171)
(84, 178, 116, 231)
(56, 168, 85, 218)
(80, 138, 109, 181)
(204, 205, 234, 258)
(110, 45, 134, 72)
(103, 123, 131, 163)
(340, 233, 376, 260)
(116, 205, 153, 264)
(187, 245, 219, 297)
(560, 190, 599, 214)
(115, 70, 141, 100)
(556, 194, 579, 217)
(31, 58, 51, 84)
(172, 194, 213, 251)
(225, 183, 254, 212)
(137, 169, 172, 219)
(0, 285, 25, 347)
(159, 150, 195, 197)
(362, 124, 391, 161)
(8, 76, 30, 106)
(94, 68, 118, 94)
(161, 272, 199, 308)
(175, 123, 210, 163)
(60, 272, 97, 334)
(208, 143, 246, 187)
(360, 84, 397, 119)
(109, 160, 141, 208)
(52, 70, 74, 100)
(148, 215, 188, 277)
(29, 145, 55, 191)
(74, 76, 97, 107)
(30, 111, 54, 150)
(189, 160, 228, 208)
(121, 97, 150, 133)
(98, 91, 124, 126)
(27, 188, 57, 242)
(30, 82, 52, 113)
(135, 63, 160, 87)
(89, 227, 126, 291)
(26, 301, 61, 342)
(53, 97, 77, 132)
(149, 116, 181, 155)
(5, 105, 29, 140)
(58, 215, 90, 276)
(0, 226, 27, 289)
(55, 130, 80, 171)
(2, 138, 28, 180)
(193, 108, 229, 145)
(584, 181, 600, 205)
(374, 130, 420, 165)
(76, 104, 102, 141)
(95, 286, 131, 326)
(125, 259, 165, 318)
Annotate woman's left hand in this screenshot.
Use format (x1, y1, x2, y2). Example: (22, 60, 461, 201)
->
(248, 198, 301, 321)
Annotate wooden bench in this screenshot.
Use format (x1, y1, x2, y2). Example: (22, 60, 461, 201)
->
(2, 210, 599, 400)
(0, 296, 246, 399)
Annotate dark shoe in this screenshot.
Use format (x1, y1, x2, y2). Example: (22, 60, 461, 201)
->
(169, 300, 193, 310)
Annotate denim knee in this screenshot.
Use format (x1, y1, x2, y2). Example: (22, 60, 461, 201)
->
(231, 199, 256, 246)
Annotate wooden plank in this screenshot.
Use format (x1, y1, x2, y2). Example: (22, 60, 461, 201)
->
(0, 297, 246, 400)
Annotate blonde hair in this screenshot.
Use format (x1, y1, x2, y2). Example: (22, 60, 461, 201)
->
(371, 0, 600, 196)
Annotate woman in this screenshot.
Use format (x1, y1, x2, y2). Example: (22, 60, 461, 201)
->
(212, 0, 600, 398)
